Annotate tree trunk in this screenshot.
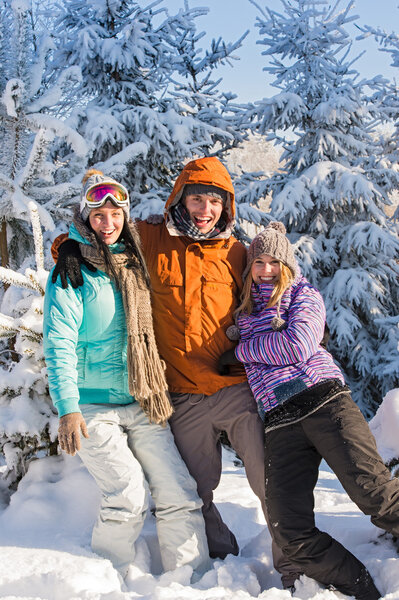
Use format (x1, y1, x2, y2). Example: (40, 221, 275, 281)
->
(0, 219, 18, 361)
(0, 219, 9, 269)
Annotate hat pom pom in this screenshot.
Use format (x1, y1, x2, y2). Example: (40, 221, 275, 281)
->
(271, 316, 287, 331)
(226, 325, 240, 341)
(267, 221, 286, 235)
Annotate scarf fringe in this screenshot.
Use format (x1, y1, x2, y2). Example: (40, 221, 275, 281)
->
(127, 334, 173, 425)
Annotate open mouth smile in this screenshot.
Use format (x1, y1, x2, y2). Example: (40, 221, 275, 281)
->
(194, 216, 212, 226)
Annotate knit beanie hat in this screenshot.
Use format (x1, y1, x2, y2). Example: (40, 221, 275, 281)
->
(182, 183, 227, 204)
(243, 221, 297, 280)
(80, 169, 130, 221)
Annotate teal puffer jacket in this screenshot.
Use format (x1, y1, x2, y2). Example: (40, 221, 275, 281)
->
(43, 224, 134, 417)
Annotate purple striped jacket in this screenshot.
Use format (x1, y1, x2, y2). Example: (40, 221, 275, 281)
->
(235, 272, 344, 415)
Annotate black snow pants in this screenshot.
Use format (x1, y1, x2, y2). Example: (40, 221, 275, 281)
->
(265, 388, 399, 600)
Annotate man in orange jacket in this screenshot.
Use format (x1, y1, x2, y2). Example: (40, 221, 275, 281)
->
(52, 157, 297, 586)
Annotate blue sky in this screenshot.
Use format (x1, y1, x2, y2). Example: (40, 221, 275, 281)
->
(162, 0, 398, 102)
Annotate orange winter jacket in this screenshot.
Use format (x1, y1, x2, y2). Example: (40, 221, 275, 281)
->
(52, 157, 247, 395)
(136, 157, 247, 394)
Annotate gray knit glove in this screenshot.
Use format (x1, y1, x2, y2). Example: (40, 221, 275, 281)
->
(58, 412, 89, 456)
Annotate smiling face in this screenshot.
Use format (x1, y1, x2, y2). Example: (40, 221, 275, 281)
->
(183, 193, 224, 234)
(88, 201, 125, 245)
(251, 254, 281, 285)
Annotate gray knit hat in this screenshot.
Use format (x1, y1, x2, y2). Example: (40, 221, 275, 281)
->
(182, 183, 227, 204)
(80, 171, 130, 221)
(243, 221, 297, 280)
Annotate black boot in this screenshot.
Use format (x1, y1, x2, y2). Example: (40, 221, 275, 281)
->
(332, 567, 381, 600)
(283, 584, 296, 596)
(351, 568, 381, 600)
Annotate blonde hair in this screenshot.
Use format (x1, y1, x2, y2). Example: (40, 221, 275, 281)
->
(236, 261, 294, 317)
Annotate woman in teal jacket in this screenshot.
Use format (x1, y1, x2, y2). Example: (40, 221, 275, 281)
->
(43, 169, 209, 578)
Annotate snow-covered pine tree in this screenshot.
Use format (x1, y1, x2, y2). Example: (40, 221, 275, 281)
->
(0, 1, 88, 494)
(0, 202, 57, 493)
(354, 20, 399, 404)
(242, 0, 399, 415)
(162, 2, 272, 241)
(52, 0, 165, 214)
(0, 0, 87, 269)
(162, 2, 248, 154)
(52, 0, 252, 218)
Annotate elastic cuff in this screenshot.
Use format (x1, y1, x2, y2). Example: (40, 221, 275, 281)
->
(55, 399, 81, 417)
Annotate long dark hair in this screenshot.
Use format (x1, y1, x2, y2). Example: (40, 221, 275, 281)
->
(92, 215, 151, 290)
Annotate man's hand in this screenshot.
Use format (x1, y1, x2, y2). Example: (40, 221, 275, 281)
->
(52, 239, 96, 289)
(217, 348, 240, 376)
(58, 412, 89, 456)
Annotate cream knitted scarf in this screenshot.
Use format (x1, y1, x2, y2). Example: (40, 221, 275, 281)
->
(73, 212, 173, 425)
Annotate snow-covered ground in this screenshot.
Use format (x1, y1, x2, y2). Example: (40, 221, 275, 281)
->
(0, 390, 398, 600)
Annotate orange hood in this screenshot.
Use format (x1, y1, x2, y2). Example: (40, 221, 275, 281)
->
(165, 157, 236, 239)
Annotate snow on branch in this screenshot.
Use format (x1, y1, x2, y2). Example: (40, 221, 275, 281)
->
(0, 266, 44, 295)
(25, 114, 87, 157)
(0, 313, 19, 339)
(100, 141, 148, 171)
(244, 93, 307, 133)
(324, 267, 385, 310)
(28, 66, 82, 113)
(339, 221, 399, 258)
(20, 130, 55, 191)
(1, 79, 25, 118)
(28, 202, 44, 271)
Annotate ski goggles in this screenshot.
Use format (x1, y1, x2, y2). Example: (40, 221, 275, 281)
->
(84, 182, 130, 209)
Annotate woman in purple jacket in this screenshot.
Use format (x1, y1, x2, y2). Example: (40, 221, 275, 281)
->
(220, 222, 399, 600)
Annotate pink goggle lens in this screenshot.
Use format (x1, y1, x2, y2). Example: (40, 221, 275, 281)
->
(85, 183, 128, 206)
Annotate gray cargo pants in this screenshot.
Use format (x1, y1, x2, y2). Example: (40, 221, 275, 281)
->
(265, 391, 399, 599)
(169, 381, 300, 584)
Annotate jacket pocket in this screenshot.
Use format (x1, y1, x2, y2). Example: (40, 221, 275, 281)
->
(156, 253, 183, 288)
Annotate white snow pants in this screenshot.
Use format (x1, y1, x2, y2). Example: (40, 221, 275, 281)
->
(78, 402, 209, 576)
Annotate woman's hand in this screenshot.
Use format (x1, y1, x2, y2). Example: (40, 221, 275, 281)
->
(58, 413, 89, 455)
